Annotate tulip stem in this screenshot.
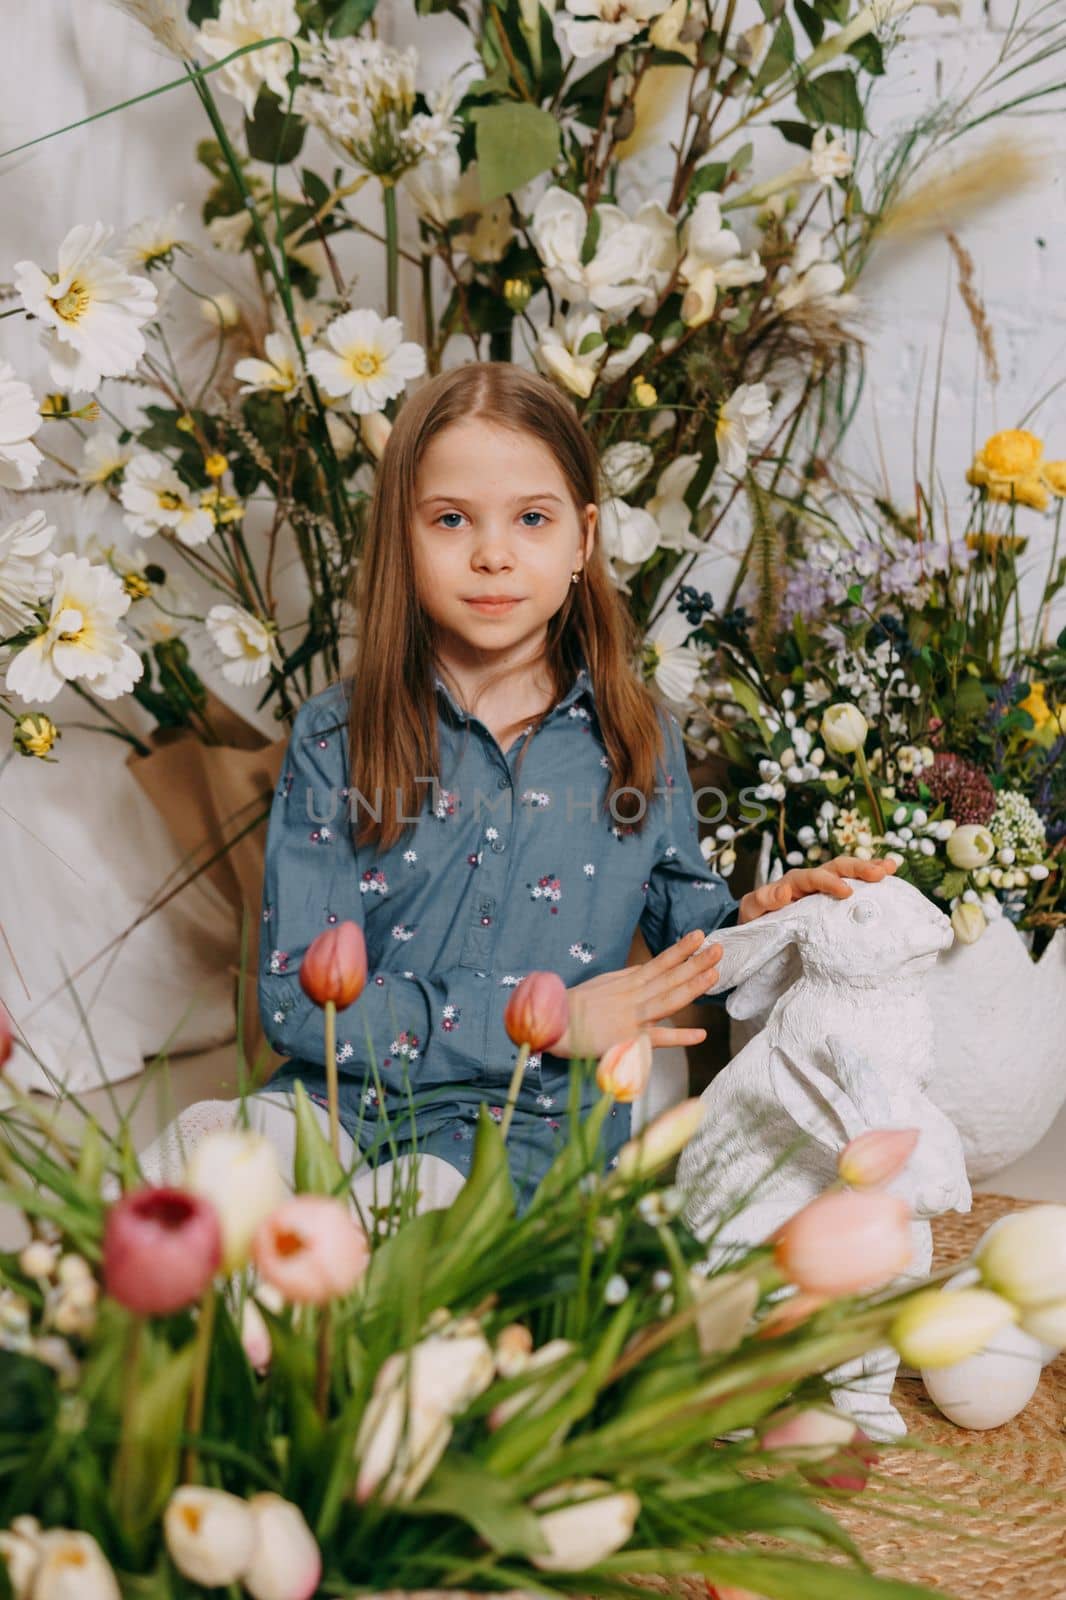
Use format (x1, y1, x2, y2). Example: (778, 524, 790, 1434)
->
(183, 1288, 217, 1484)
(316, 1305, 334, 1418)
(324, 1000, 340, 1160)
(113, 1314, 144, 1526)
(498, 1042, 530, 1142)
(854, 747, 886, 837)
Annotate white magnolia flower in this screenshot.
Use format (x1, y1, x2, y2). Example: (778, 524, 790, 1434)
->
(601, 441, 655, 497)
(645, 455, 709, 552)
(598, 495, 660, 590)
(306, 310, 426, 415)
(5, 552, 143, 704)
(716, 381, 771, 476)
(233, 330, 302, 398)
(0, 361, 44, 489)
(121, 454, 214, 546)
(118, 204, 187, 269)
(677, 194, 765, 328)
(401, 150, 513, 263)
(530, 188, 677, 321)
(534, 310, 652, 400)
(776, 233, 856, 312)
(554, 0, 672, 58)
(206, 603, 282, 685)
(197, 0, 302, 118)
(645, 634, 705, 703)
(164, 1488, 255, 1587)
(808, 126, 852, 183)
(14, 223, 157, 393)
(80, 431, 132, 490)
(0, 510, 55, 633)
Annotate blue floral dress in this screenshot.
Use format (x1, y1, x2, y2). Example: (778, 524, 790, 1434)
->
(257, 655, 739, 1211)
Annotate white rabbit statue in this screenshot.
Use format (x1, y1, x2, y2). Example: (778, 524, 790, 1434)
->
(676, 874, 972, 1442)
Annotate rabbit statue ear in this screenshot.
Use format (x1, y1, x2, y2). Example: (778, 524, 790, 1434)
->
(699, 898, 809, 1023)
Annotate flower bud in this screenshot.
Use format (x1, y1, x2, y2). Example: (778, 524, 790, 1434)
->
(974, 1203, 1066, 1306)
(950, 902, 987, 944)
(890, 1287, 1017, 1368)
(760, 1406, 857, 1460)
(529, 1480, 640, 1571)
(773, 1190, 913, 1296)
(946, 823, 995, 870)
(614, 1098, 705, 1182)
(837, 1128, 919, 1190)
(184, 1130, 289, 1271)
(103, 1188, 222, 1315)
(1019, 1298, 1066, 1351)
(164, 1487, 255, 1587)
(503, 971, 569, 1051)
(299, 921, 367, 1010)
(253, 1195, 369, 1305)
(31, 1529, 121, 1600)
(13, 712, 59, 758)
(596, 1035, 653, 1102)
(242, 1494, 322, 1600)
(820, 703, 868, 755)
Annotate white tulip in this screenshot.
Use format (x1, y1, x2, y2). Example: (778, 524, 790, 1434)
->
(242, 1494, 322, 1600)
(0, 1516, 43, 1598)
(359, 410, 393, 461)
(976, 1204, 1066, 1307)
(184, 1130, 289, 1270)
(1020, 1298, 1066, 1351)
(31, 1529, 121, 1600)
(164, 1486, 256, 1587)
(820, 702, 868, 754)
(946, 824, 996, 870)
(529, 1480, 640, 1571)
(950, 903, 987, 945)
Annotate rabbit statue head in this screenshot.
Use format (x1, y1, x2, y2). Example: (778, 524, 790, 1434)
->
(703, 874, 954, 1022)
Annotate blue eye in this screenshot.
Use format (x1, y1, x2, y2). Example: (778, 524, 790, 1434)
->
(437, 512, 464, 529)
(521, 511, 548, 527)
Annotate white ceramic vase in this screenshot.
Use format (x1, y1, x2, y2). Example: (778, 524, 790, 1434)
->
(734, 834, 1066, 1182)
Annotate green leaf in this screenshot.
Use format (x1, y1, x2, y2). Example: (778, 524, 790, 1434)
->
(939, 869, 968, 899)
(409, 1458, 551, 1555)
(0, 1352, 58, 1436)
(123, 1338, 197, 1535)
(954, 675, 990, 720)
(813, 0, 850, 20)
(727, 676, 774, 748)
(689, 161, 729, 200)
(244, 88, 305, 166)
(695, 1483, 861, 1556)
(848, 32, 885, 73)
(469, 102, 561, 203)
(773, 118, 815, 150)
(794, 0, 824, 47)
(292, 1080, 347, 1196)
(752, 14, 795, 93)
(578, 329, 606, 355)
(330, 0, 377, 34)
(579, 205, 602, 267)
(796, 68, 865, 130)
(598, 1548, 944, 1600)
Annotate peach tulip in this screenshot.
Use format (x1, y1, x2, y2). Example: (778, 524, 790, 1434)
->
(707, 1586, 768, 1600)
(760, 1406, 857, 1459)
(163, 1487, 255, 1587)
(299, 921, 367, 1010)
(103, 1187, 222, 1315)
(252, 1195, 369, 1305)
(242, 1494, 321, 1600)
(837, 1128, 919, 1190)
(596, 1035, 653, 1102)
(614, 1098, 705, 1182)
(754, 1290, 829, 1340)
(31, 1529, 121, 1600)
(0, 1003, 11, 1070)
(504, 971, 569, 1052)
(773, 1189, 913, 1296)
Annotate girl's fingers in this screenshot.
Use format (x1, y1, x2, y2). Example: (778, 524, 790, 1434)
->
(646, 1024, 708, 1048)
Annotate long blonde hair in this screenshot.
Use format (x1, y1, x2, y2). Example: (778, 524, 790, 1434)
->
(343, 360, 670, 851)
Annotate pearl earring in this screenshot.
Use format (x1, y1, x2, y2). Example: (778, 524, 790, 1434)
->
(570, 571, 581, 584)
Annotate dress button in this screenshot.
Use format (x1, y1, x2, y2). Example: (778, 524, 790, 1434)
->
(491, 839, 505, 853)
(496, 775, 509, 790)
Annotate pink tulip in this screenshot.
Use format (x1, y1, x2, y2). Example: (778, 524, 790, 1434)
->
(103, 1188, 223, 1315)
(299, 921, 367, 1010)
(0, 1002, 12, 1070)
(810, 1427, 879, 1493)
(242, 1494, 322, 1600)
(760, 1406, 858, 1459)
(252, 1196, 370, 1305)
(596, 1035, 653, 1103)
(773, 1189, 913, 1296)
(707, 1584, 768, 1600)
(837, 1129, 919, 1190)
(754, 1291, 829, 1340)
(504, 971, 569, 1052)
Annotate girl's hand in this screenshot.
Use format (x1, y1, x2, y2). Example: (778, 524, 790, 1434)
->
(738, 854, 898, 924)
(545, 929, 724, 1060)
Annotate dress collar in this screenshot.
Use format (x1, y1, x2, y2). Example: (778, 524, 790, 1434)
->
(433, 656, 593, 723)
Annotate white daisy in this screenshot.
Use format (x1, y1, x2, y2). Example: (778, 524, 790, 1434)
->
(0, 361, 44, 490)
(233, 330, 302, 398)
(5, 552, 143, 704)
(13, 222, 157, 394)
(118, 204, 187, 270)
(715, 381, 772, 476)
(80, 430, 132, 487)
(306, 309, 426, 415)
(120, 453, 214, 546)
(0, 509, 55, 632)
(197, 0, 302, 118)
(206, 603, 282, 685)
(644, 633, 704, 704)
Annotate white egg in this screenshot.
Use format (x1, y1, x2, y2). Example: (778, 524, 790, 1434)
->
(921, 1321, 1044, 1430)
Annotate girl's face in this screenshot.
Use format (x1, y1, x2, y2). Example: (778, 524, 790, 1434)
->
(411, 418, 596, 665)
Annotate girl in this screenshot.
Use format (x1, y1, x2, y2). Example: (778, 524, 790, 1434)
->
(139, 361, 894, 1213)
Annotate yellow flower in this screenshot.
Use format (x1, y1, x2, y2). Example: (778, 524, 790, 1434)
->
(204, 452, 229, 479)
(201, 486, 244, 525)
(980, 428, 1043, 477)
(122, 570, 153, 601)
(1042, 460, 1066, 497)
(40, 393, 69, 417)
(630, 376, 658, 408)
(964, 531, 1030, 555)
(13, 712, 60, 758)
(503, 278, 532, 313)
(176, 413, 196, 433)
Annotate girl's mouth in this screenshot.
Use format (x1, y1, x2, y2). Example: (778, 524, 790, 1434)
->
(464, 598, 522, 614)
